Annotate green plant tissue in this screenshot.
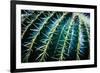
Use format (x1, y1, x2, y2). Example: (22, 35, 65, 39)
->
(21, 10, 90, 62)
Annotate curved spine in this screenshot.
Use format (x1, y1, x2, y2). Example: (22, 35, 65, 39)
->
(21, 11, 43, 39)
(36, 12, 68, 62)
(58, 15, 75, 60)
(23, 12, 55, 62)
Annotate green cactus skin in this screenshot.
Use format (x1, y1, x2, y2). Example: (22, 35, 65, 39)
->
(21, 10, 90, 62)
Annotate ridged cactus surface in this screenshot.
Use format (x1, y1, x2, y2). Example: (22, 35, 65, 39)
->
(21, 10, 90, 62)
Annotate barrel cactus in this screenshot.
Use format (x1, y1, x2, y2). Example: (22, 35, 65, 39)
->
(21, 10, 90, 62)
